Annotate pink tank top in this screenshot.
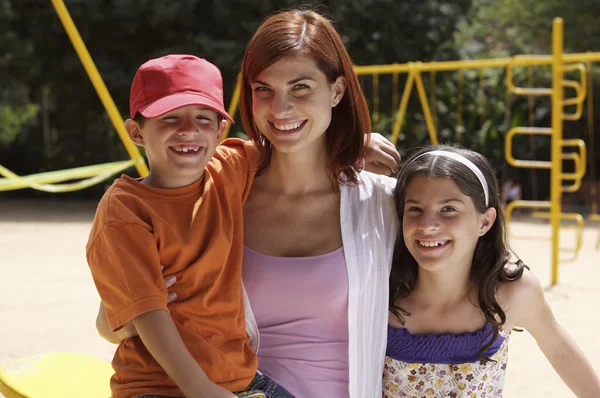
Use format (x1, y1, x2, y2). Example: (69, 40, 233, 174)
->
(242, 245, 349, 398)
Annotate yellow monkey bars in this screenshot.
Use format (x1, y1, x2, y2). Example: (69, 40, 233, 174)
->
(2, 3, 598, 283)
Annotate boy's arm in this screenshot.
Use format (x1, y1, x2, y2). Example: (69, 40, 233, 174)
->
(134, 309, 236, 398)
(514, 270, 600, 397)
(96, 273, 178, 343)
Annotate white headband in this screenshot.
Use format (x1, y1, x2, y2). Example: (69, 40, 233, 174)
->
(409, 150, 490, 207)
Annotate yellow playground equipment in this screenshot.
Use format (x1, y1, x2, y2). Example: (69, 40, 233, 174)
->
(1, 1, 600, 395)
(0, 353, 113, 398)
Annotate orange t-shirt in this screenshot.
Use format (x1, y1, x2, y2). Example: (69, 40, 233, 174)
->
(86, 139, 259, 398)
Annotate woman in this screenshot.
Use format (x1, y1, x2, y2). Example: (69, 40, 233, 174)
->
(98, 9, 399, 398)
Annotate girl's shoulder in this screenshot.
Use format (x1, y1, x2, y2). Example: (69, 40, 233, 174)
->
(496, 265, 546, 330)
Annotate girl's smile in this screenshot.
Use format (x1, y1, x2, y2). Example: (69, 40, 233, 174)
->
(403, 174, 487, 272)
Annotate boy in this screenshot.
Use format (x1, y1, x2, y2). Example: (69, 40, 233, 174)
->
(86, 55, 291, 398)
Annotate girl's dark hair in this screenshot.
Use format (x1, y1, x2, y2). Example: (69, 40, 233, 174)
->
(389, 144, 527, 360)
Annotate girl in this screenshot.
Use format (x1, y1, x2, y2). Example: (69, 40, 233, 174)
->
(384, 145, 600, 397)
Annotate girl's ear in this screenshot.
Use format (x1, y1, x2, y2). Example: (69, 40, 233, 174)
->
(479, 207, 497, 236)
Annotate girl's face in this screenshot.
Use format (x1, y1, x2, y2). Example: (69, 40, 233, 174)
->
(249, 55, 345, 155)
(402, 174, 496, 274)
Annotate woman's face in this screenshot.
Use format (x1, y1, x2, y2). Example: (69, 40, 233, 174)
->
(249, 55, 345, 155)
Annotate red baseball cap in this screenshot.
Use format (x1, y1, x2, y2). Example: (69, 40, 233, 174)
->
(129, 54, 234, 123)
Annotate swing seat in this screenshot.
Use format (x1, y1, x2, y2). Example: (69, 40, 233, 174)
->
(0, 352, 113, 398)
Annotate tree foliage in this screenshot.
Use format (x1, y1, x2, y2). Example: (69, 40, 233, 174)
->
(3, 0, 599, 203)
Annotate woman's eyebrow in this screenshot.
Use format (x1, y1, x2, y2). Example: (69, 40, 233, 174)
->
(250, 76, 316, 86)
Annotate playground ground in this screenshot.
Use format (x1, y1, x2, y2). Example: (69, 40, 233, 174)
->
(1, 199, 599, 397)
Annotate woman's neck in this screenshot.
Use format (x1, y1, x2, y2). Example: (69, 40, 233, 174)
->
(261, 140, 333, 195)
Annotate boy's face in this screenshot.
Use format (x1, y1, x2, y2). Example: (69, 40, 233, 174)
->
(125, 105, 226, 189)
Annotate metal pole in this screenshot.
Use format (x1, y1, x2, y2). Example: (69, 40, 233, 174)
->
(50, 0, 149, 177)
(551, 18, 564, 285)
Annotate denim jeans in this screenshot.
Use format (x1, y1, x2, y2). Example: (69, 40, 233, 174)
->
(136, 372, 295, 398)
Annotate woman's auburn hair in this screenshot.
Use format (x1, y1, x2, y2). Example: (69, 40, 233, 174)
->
(239, 8, 371, 186)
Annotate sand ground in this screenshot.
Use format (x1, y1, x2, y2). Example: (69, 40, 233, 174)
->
(1, 199, 599, 397)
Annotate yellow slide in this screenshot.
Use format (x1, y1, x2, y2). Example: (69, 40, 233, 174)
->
(0, 352, 113, 398)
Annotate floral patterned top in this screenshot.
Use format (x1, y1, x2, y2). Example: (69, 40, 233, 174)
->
(383, 323, 510, 398)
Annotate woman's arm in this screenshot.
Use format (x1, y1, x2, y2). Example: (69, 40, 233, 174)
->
(512, 269, 600, 397)
(96, 273, 178, 344)
(96, 301, 138, 343)
(134, 309, 235, 398)
(363, 133, 400, 175)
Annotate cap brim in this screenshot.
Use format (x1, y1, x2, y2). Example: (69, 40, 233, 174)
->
(138, 92, 234, 123)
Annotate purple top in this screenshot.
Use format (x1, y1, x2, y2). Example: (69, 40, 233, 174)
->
(242, 245, 349, 398)
(386, 322, 505, 364)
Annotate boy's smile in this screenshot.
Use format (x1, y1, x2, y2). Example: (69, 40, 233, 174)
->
(126, 105, 225, 189)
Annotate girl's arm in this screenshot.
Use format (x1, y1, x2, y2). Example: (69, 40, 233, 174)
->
(512, 269, 600, 397)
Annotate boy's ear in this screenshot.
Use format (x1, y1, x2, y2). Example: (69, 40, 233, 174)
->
(216, 119, 227, 141)
(479, 207, 497, 236)
(125, 119, 144, 146)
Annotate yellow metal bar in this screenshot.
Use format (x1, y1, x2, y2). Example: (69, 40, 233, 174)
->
(352, 52, 600, 76)
(0, 161, 134, 191)
(563, 52, 600, 63)
(505, 200, 552, 241)
(527, 66, 538, 198)
(456, 69, 464, 141)
(528, 67, 535, 124)
(528, 211, 584, 261)
(479, 69, 485, 131)
(392, 72, 399, 111)
(591, 213, 600, 249)
(561, 139, 587, 180)
(587, 58, 597, 216)
(390, 69, 416, 145)
(0, 160, 136, 193)
(372, 73, 380, 122)
(221, 73, 242, 141)
(562, 65, 587, 119)
(430, 71, 437, 130)
(550, 17, 564, 285)
(505, 127, 552, 168)
(507, 60, 552, 96)
(560, 153, 582, 192)
(50, 0, 148, 177)
(414, 69, 439, 145)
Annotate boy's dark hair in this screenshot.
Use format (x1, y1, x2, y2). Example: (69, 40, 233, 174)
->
(133, 112, 224, 129)
(389, 144, 527, 360)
